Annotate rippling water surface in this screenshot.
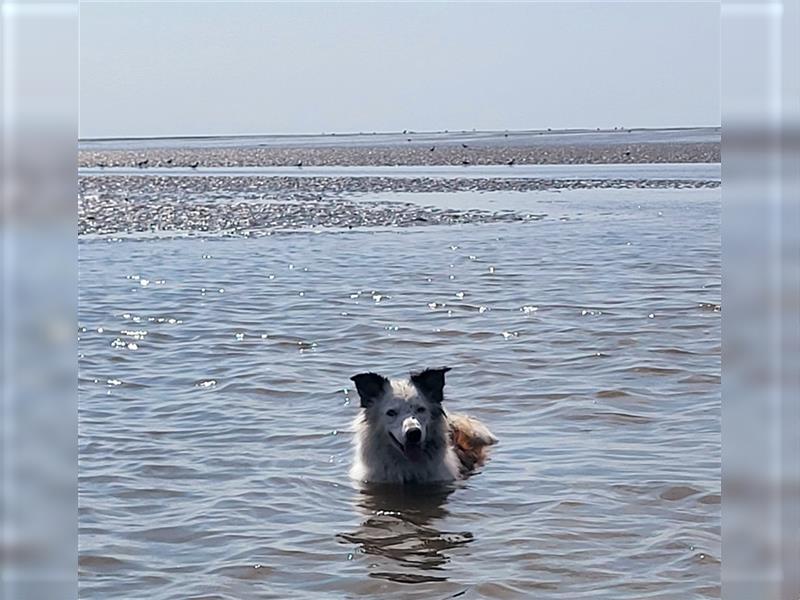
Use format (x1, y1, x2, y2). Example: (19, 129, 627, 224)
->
(79, 186, 720, 598)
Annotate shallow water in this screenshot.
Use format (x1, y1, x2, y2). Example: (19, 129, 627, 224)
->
(79, 187, 720, 598)
(77, 162, 721, 181)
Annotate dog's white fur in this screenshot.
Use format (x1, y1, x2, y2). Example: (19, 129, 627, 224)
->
(349, 368, 496, 484)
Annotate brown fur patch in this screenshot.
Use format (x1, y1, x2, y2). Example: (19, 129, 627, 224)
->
(449, 418, 491, 475)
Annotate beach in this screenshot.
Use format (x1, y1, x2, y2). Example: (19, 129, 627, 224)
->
(78, 129, 721, 599)
(78, 128, 719, 237)
(79, 127, 720, 168)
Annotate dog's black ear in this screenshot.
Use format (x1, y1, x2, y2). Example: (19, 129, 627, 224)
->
(410, 367, 451, 403)
(350, 372, 389, 408)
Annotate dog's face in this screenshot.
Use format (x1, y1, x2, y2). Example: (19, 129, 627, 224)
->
(351, 367, 450, 463)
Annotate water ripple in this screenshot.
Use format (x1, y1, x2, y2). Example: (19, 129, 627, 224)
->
(79, 187, 719, 599)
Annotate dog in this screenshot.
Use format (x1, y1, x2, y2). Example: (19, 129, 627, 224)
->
(349, 367, 497, 484)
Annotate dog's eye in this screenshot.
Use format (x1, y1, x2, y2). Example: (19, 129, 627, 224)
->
(386, 409, 397, 418)
(416, 406, 426, 414)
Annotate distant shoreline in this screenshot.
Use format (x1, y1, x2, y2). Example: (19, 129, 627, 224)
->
(78, 126, 720, 144)
(79, 127, 719, 169)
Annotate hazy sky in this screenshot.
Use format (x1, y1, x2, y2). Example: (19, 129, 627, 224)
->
(79, 2, 720, 138)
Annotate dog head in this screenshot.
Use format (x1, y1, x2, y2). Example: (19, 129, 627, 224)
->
(350, 367, 451, 463)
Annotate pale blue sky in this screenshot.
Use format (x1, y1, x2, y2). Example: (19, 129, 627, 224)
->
(79, 2, 720, 138)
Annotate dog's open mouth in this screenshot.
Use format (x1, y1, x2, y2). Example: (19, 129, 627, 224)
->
(389, 433, 424, 463)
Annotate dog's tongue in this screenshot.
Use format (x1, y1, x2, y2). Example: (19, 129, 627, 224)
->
(404, 444, 423, 462)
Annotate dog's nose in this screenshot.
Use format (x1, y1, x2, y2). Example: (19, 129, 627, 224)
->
(405, 428, 421, 444)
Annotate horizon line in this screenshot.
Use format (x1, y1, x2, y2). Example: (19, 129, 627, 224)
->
(79, 125, 722, 143)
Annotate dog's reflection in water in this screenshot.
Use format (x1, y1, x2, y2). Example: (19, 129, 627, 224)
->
(337, 482, 474, 583)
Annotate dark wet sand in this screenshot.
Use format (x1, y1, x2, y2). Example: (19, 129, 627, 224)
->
(79, 132, 719, 168)
(79, 175, 718, 237)
(78, 129, 720, 236)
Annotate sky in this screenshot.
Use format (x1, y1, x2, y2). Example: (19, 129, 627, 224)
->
(79, 2, 720, 139)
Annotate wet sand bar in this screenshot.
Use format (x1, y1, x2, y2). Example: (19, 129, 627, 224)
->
(79, 128, 720, 168)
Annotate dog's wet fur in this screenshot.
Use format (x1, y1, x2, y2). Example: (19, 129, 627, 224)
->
(349, 367, 497, 484)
